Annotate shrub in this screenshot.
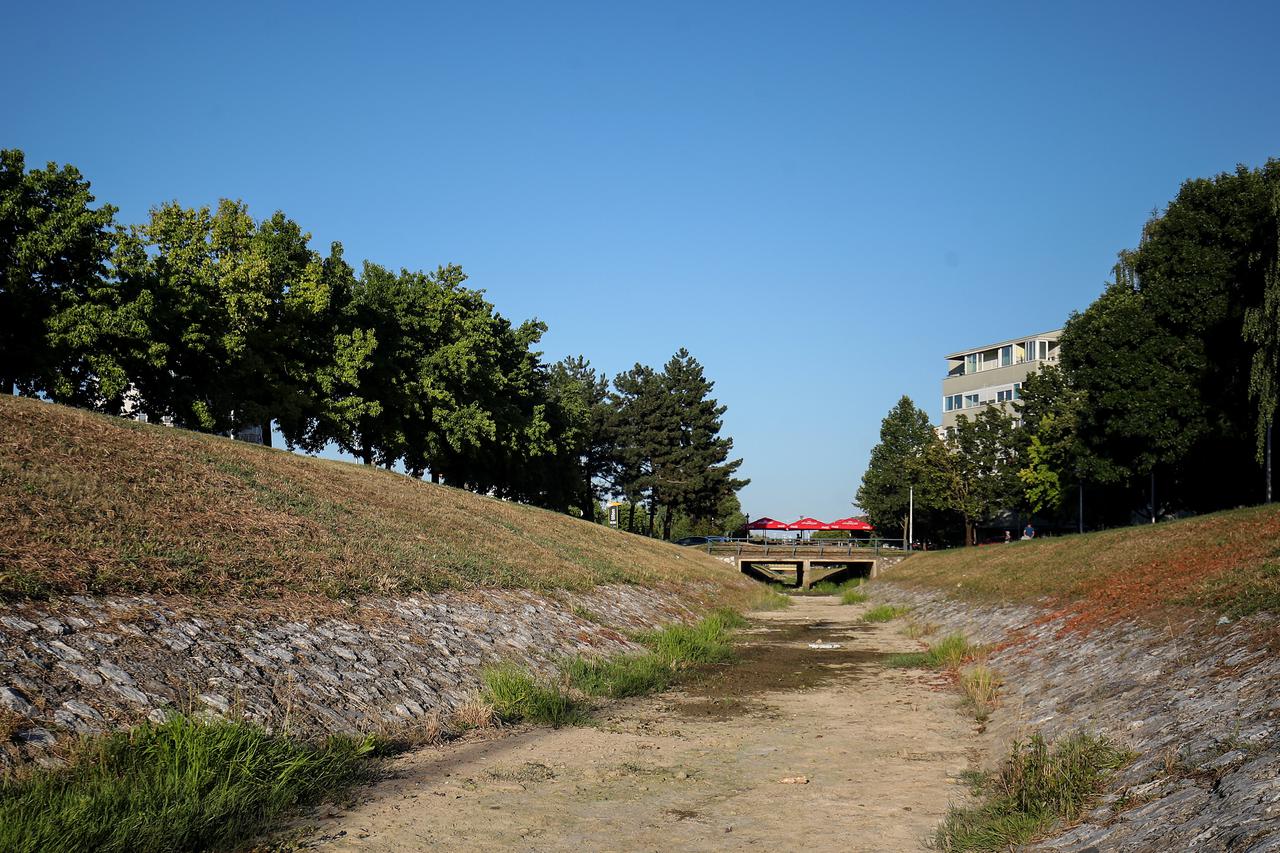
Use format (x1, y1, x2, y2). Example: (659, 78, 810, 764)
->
(936, 732, 1133, 851)
(0, 714, 375, 853)
(959, 665, 1003, 722)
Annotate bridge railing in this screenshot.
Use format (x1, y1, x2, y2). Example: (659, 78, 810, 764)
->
(704, 538, 907, 558)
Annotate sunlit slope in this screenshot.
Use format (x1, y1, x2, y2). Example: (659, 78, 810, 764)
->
(885, 505, 1280, 624)
(0, 396, 750, 601)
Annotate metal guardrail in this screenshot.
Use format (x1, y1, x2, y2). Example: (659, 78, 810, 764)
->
(704, 538, 907, 558)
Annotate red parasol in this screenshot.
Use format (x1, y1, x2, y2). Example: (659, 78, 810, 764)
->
(788, 517, 830, 531)
(827, 517, 875, 531)
(745, 517, 790, 530)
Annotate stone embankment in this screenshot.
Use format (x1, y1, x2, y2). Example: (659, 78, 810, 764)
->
(872, 583, 1280, 851)
(0, 585, 701, 770)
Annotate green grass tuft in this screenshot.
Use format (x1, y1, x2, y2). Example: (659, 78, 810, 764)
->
(748, 587, 794, 610)
(862, 603, 911, 623)
(840, 587, 869, 605)
(0, 714, 376, 853)
(935, 732, 1133, 851)
(565, 654, 674, 698)
(480, 664, 586, 727)
(636, 610, 741, 667)
(887, 633, 979, 669)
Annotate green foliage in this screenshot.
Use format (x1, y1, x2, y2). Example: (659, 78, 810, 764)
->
(0, 714, 375, 853)
(0, 148, 749, 519)
(610, 349, 749, 539)
(861, 604, 910, 623)
(856, 396, 940, 541)
(0, 149, 119, 399)
(935, 732, 1133, 851)
(1243, 181, 1280, 463)
(927, 407, 1021, 544)
(480, 664, 586, 727)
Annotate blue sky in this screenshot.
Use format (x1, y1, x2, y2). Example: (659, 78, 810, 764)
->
(6, 1, 1280, 521)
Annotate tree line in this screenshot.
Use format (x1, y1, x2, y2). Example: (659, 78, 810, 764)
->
(860, 158, 1280, 545)
(0, 149, 746, 530)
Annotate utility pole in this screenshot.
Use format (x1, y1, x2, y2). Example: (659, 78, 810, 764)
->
(908, 486, 914, 551)
(1267, 424, 1273, 504)
(1078, 480, 1084, 534)
(1150, 470, 1156, 525)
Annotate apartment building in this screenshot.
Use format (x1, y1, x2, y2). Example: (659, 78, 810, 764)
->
(939, 330, 1062, 431)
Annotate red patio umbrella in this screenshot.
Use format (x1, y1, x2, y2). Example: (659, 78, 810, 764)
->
(828, 516, 875, 531)
(745, 516, 789, 530)
(788, 517, 830, 530)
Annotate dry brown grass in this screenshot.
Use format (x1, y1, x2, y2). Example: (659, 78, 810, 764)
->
(451, 700, 500, 732)
(0, 709, 25, 743)
(0, 396, 758, 603)
(888, 504, 1280, 630)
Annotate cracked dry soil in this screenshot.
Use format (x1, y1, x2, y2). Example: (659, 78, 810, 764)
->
(299, 596, 979, 852)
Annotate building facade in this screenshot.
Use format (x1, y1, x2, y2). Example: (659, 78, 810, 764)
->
(939, 329, 1062, 431)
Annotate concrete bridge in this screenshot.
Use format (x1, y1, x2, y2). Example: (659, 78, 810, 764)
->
(701, 539, 910, 589)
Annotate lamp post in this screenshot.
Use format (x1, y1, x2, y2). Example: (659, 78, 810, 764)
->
(908, 486, 914, 551)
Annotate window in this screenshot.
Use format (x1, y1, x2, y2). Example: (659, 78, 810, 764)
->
(1038, 340, 1048, 360)
(965, 353, 978, 374)
(964, 393, 979, 408)
(1026, 340, 1038, 361)
(1000, 345, 1012, 366)
(945, 394, 962, 412)
(1013, 383, 1022, 400)
(996, 389, 1013, 403)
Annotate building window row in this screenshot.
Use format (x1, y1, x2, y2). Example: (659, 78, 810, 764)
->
(957, 339, 1054, 376)
(943, 383, 1022, 412)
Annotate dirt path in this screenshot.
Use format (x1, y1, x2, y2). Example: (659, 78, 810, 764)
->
(299, 597, 979, 852)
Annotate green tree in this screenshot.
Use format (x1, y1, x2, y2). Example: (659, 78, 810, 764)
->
(856, 396, 938, 543)
(1243, 179, 1280, 497)
(926, 407, 1020, 546)
(0, 149, 117, 396)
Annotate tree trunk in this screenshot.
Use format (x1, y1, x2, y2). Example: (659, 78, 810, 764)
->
(661, 506, 673, 541)
(361, 440, 373, 465)
(646, 503, 656, 538)
(627, 502, 636, 533)
(964, 516, 975, 546)
(261, 422, 273, 448)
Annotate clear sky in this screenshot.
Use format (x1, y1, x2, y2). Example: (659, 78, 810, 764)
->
(6, 1, 1280, 521)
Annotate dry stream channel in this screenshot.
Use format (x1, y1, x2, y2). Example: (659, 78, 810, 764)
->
(300, 596, 979, 852)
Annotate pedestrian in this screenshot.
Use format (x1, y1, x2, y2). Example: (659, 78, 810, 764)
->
(1022, 522, 1035, 540)
(1003, 530, 1011, 543)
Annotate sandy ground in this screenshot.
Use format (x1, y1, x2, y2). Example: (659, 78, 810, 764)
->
(298, 596, 980, 852)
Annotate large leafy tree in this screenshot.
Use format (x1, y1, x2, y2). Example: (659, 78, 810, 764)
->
(0, 149, 118, 396)
(926, 407, 1020, 546)
(856, 396, 938, 542)
(1243, 179, 1280, 499)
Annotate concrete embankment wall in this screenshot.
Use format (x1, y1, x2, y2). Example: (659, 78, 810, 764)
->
(871, 583, 1280, 851)
(0, 584, 701, 771)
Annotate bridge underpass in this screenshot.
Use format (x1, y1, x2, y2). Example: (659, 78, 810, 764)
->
(701, 540, 908, 589)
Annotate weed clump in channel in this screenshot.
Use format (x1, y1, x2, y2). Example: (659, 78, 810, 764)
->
(887, 633, 979, 669)
(480, 664, 586, 727)
(861, 603, 911, 623)
(0, 714, 376, 853)
(936, 732, 1133, 851)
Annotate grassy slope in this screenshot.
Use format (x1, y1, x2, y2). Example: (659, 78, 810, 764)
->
(885, 504, 1280, 627)
(0, 396, 751, 602)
